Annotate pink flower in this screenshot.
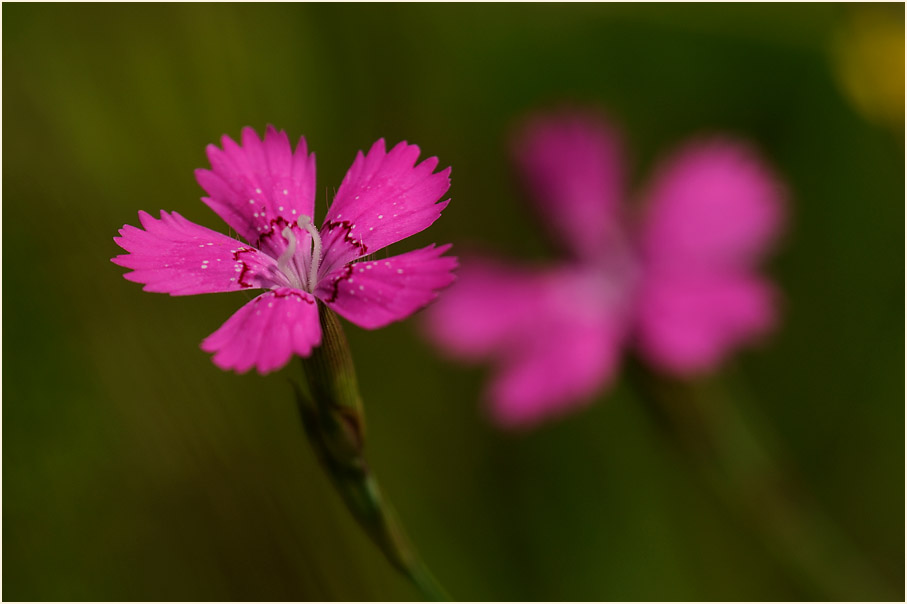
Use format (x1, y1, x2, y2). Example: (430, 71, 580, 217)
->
(424, 109, 785, 429)
(113, 126, 457, 374)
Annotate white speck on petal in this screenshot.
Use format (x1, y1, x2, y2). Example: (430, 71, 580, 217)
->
(249, 199, 255, 204)
(397, 269, 404, 274)
(283, 189, 288, 195)
(255, 188, 262, 194)
(278, 206, 284, 211)
(378, 214, 383, 219)
(359, 285, 364, 291)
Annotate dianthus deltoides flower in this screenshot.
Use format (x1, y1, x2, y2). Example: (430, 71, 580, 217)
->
(424, 109, 785, 429)
(114, 127, 457, 373)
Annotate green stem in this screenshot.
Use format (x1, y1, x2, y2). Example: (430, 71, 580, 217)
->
(294, 305, 451, 601)
(626, 359, 896, 601)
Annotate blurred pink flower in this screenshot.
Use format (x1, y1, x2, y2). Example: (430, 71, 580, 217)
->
(424, 110, 785, 429)
(113, 126, 456, 374)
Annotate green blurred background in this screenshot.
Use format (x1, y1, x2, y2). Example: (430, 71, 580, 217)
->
(4, 3, 904, 601)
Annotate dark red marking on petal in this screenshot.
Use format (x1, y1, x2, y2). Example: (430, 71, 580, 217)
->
(324, 219, 369, 257)
(271, 288, 316, 303)
(232, 247, 259, 288)
(255, 216, 291, 250)
(319, 263, 355, 304)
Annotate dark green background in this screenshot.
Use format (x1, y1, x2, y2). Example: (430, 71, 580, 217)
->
(4, 4, 903, 601)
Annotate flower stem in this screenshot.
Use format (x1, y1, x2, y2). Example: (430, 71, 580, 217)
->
(626, 359, 897, 601)
(294, 305, 451, 601)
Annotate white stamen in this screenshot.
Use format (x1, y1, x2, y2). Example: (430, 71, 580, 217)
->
(297, 214, 323, 293)
(277, 225, 299, 287)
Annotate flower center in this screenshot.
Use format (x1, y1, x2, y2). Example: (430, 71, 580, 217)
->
(276, 215, 323, 293)
(564, 226, 642, 321)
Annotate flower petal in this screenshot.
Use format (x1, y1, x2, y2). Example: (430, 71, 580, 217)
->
(636, 270, 777, 375)
(112, 210, 283, 295)
(489, 311, 624, 430)
(639, 139, 785, 270)
(424, 259, 629, 429)
(201, 288, 322, 374)
(635, 139, 784, 374)
(195, 125, 317, 257)
(318, 139, 451, 277)
(512, 109, 625, 260)
(316, 244, 457, 329)
(422, 257, 548, 360)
